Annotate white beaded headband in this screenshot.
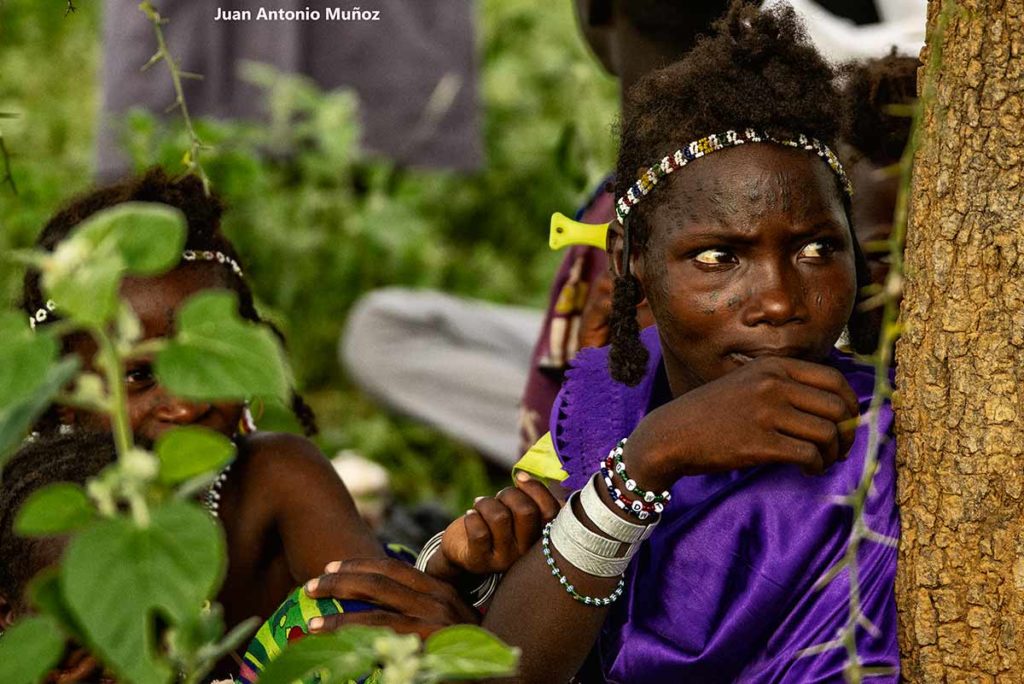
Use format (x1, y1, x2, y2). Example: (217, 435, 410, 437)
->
(615, 128, 853, 225)
(28, 249, 243, 329)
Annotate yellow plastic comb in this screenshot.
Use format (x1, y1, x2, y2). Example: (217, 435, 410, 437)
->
(549, 212, 610, 250)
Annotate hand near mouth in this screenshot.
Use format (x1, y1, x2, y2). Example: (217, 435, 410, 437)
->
(623, 355, 860, 493)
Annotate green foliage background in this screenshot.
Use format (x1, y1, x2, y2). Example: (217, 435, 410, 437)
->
(0, 0, 617, 512)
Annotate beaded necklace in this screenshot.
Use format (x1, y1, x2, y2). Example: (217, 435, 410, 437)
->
(204, 404, 257, 518)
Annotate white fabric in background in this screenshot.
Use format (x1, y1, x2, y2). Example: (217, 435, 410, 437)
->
(768, 0, 928, 62)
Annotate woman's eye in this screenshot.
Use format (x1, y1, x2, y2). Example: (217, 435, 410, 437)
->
(799, 240, 836, 259)
(125, 364, 155, 387)
(694, 248, 735, 265)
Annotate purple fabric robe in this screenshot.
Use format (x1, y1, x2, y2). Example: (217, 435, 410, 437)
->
(551, 325, 899, 683)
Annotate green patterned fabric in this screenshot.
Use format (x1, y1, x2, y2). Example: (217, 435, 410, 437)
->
(238, 544, 415, 683)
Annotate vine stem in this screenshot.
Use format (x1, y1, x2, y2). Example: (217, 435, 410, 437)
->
(91, 325, 150, 527)
(138, 1, 210, 194)
(802, 1, 957, 681)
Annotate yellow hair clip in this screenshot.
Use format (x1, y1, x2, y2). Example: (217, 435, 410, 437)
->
(548, 212, 611, 251)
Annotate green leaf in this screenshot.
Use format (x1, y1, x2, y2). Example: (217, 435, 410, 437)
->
(0, 313, 79, 469)
(0, 615, 67, 684)
(155, 426, 235, 484)
(26, 568, 86, 644)
(41, 202, 186, 326)
(14, 483, 95, 536)
(257, 627, 391, 684)
(155, 291, 291, 402)
(422, 625, 520, 680)
(61, 501, 225, 684)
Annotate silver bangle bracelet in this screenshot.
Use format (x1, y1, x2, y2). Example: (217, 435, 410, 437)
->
(414, 530, 500, 609)
(414, 531, 445, 572)
(580, 471, 659, 544)
(563, 492, 631, 557)
(549, 504, 634, 577)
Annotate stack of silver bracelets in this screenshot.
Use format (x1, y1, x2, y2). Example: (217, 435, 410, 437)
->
(414, 532, 501, 609)
(542, 470, 660, 606)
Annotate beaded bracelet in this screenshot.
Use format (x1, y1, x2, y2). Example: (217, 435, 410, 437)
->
(609, 439, 672, 504)
(542, 522, 625, 607)
(600, 439, 671, 521)
(601, 462, 655, 519)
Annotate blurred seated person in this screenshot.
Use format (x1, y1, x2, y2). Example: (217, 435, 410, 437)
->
(97, 0, 481, 180)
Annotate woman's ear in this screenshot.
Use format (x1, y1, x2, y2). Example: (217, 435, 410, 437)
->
(607, 222, 626, 276)
(607, 222, 645, 282)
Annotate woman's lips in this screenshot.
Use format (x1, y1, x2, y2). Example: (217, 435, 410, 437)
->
(728, 347, 812, 364)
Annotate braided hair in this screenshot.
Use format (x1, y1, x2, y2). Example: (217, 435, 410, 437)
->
(608, 1, 877, 385)
(0, 432, 115, 607)
(20, 168, 318, 436)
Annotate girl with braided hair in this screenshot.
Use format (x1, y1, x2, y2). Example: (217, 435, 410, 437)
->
(488, 3, 899, 681)
(20, 168, 387, 631)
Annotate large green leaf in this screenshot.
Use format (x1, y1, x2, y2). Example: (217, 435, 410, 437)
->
(155, 291, 291, 402)
(40, 202, 186, 326)
(14, 482, 95, 536)
(0, 615, 66, 684)
(0, 313, 79, 470)
(61, 501, 225, 684)
(27, 568, 86, 644)
(422, 625, 520, 680)
(256, 627, 391, 684)
(155, 426, 235, 484)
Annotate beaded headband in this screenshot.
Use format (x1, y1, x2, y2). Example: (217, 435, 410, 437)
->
(615, 128, 852, 225)
(28, 249, 244, 329)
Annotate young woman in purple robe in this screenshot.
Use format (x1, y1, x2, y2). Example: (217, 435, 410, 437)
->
(475, 2, 900, 681)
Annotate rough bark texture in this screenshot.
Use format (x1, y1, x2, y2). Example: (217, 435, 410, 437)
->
(895, 0, 1024, 681)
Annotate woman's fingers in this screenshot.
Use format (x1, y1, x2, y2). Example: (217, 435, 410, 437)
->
(764, 432, 826, 474)
(495, 486, 542, 554)
(777, 358, 860, 419)
(305, 558, 478, 624)
(775, 408, 843, 471)
(308, 611, 474, 639)
(472, 495, 517, 564)
(513, 472, 563, 521)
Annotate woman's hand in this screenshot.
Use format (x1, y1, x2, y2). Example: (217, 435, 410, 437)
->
(303, 558, 480, 640)
(626, 356, 860, 493)
(426, 476, 562, 581)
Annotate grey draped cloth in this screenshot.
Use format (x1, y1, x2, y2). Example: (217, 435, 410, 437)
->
(97, 0, 482, 180)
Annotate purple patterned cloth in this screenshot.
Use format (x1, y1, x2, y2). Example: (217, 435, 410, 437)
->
(551, 326, 899, 683)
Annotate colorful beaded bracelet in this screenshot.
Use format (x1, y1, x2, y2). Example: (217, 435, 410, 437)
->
(542, 522, 625, 607)
(601, 465, 657, 520)
(599, 439, 671, 521)
(608, 439, 672, 504)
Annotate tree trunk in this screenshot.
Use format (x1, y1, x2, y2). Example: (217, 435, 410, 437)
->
(895, 1, 1024, 681)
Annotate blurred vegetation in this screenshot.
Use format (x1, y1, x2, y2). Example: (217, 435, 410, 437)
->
(0, 0, 617, 513)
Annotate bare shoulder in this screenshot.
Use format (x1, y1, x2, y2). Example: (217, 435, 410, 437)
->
(233, 431, 339, 488)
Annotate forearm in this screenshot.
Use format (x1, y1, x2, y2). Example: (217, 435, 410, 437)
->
(483, 479, 647, 684)
(483, 541, 616, 684)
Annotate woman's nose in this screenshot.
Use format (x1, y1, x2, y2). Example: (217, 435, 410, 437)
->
(153, 396, 212, 424)
(742, 262, 808, 326)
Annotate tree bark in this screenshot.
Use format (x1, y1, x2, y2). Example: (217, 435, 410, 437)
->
(896, 0, 1024, 681)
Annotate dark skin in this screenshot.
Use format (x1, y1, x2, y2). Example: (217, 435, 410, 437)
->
(481, 145, 863, 683)
(304, 474, 562, 636)
(849, 156, 898, 287)
(60, 264, 385, 629)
